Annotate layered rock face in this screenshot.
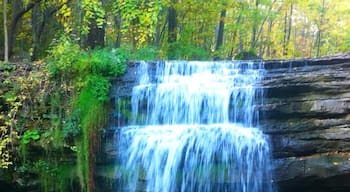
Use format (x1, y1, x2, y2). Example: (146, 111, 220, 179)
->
(259, 54, 350, 192)
(103, 54, 350, 191)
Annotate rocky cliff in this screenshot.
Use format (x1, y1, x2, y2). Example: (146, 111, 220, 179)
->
(101, 54, 350, 192)
(260, 54, 350, 192)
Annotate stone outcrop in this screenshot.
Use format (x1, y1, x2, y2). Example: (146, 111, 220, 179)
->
(259, 54, 350, 191)
(101, 53, 350, 191)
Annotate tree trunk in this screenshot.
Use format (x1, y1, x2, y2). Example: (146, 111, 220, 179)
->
(167, 0, 177, 44)
(316, 0, 326, 57)
(167, 0, 177, 59)
(250, 0, 259, 49)
(8, 0, 37, 57)
(31, 2, 42, 61)
(154, 9, 166, 47)
(115, 13, 122, 48)
(32, 1, 69, 60)
(3, 0, 8, 62)
(266, 18, 273, 58)
(86, 22, 105, 49)
(283, 3, 293, 56)
(255, 0, 276, 57)
(86, 0, 105, 49)
(215, 8, 226, 51)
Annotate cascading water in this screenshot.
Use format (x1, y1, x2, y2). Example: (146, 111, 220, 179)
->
(116, 61, 275, 192)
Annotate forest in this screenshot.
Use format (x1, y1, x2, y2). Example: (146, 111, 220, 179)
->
(0, 0, 350, 191)
(1, 0, 350, 61)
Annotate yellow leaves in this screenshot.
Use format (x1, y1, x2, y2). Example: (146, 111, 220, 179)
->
(0, 144, 12, 169)
(81, 0, 106, 35)
(56, 0, 106, 34)
(56, 3, 73, 33)
(62, 4, 71, 17)
(0, 119, 17, 169)
(0, 63, 51, 169)
(0, 123, 12, 169)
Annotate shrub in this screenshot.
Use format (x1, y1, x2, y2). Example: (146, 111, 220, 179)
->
(62, 110, 81, 139)
(130, 46, 160, 61)
(47, 35, 81, 78)
(168, 42, 210, 60)
(90, 49, 126, 76)
(234, 49, 261, 60)
(21, 129, 40, 145)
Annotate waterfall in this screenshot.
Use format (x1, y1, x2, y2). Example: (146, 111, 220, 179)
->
(116, 61, 275, 192)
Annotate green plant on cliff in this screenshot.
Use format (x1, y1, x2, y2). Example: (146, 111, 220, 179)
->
(0, 89, 20, 169)
(0, 127, 13, 169)
(21, 129, 40, 145)
(76, 84, 108, 191)
(0, 33, 126, 191)
(47, 35, 82, 79)
(42, 35, 126, 191)
(0, 65, 45, 169)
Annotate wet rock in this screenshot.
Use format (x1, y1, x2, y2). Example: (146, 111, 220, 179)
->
(104, 55, 350, 191)
(260, 55, 350, 190)
(274, 153, 350, 192)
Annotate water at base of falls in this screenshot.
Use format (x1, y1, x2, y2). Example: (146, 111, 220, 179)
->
(116, 61, 275, 192)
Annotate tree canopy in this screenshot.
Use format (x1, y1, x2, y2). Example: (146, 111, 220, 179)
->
(1, 0, 349, 60)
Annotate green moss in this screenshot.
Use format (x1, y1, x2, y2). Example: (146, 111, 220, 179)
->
(76, 86, 108, 192)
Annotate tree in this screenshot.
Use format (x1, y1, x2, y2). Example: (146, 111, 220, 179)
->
(168, 0, 177, 44)
(1, 0, 349, 60)
(8, 0, 38, 57)
(315, 0, 327, 57)
(282, 2, 293, 56)
(3, 0, 8, 62)
(167, 0, 177, 59)
(31, 1, 70, 60)
(83, 0, 106, 48)
(215, 6, 226, 51)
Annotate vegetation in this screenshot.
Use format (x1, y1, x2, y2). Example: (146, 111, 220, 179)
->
(0, 0, 349, 191)
(0, 36, 126, 191)
(0, 0, 349, 61)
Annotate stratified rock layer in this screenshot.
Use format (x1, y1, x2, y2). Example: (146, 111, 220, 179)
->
(259, 54, 350, 191)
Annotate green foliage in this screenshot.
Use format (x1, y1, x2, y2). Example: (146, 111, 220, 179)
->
(3, 0, 350, 62)
(62, 110, 81, 139)
(47, 35, 81, 78)
(76, 83, 108, 192)
(81, 0, 106, 35)
(86, 75, 111, 102)
(0, 62, 16, 71)
(234, 49, 260, 60)
(42, 35, 127, 191)
(129, 46, 160, 60)
(32, 160, 76, 192)
(48, 44, 126, 80)
(168, 42, 210, 60)
(34, 160, 55, 174)
(88, 48, 127, 76)
(21, 129, 40, 145)
(112, 48, 130, 62)
(114, 46, 160, 61)
(114, 0, 162, 47)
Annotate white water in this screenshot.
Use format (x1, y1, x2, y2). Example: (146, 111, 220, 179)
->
(117, 61, 274, 192)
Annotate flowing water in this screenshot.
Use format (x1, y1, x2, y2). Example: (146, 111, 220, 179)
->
(116, 61, 274, 192)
